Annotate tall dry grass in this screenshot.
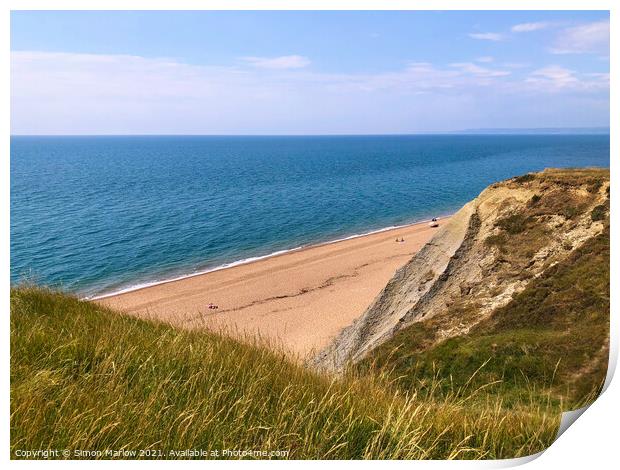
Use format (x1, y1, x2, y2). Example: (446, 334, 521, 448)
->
(11, 286, 559, 459)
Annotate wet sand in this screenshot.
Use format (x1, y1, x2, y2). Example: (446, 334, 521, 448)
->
(98, 218, 447, 359)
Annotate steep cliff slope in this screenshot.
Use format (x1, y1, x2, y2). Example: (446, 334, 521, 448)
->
(314, 168, 609, 374)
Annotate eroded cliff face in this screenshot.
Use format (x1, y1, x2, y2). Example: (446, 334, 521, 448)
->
(313, 168, 609, 371)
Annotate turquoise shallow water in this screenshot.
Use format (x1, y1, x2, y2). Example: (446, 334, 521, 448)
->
(10, 135, 609, 298)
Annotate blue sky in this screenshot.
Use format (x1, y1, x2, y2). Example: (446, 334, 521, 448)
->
(11, 11, 610, 134)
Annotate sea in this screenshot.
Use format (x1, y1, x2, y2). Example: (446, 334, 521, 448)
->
(10, 134, 610, 298)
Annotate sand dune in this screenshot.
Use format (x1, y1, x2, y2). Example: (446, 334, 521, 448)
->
(98, 219, 446, 359)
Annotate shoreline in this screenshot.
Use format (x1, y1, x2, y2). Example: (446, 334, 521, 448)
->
(98, 215, 450, 357)
(90, 213, 452, 301)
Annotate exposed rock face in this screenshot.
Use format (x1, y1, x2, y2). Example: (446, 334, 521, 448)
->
(313, 168, 609, 371)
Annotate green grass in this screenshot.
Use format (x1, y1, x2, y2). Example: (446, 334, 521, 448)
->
(591, 203, 608, 222)
(11, 287, 559, 460)
(361, 220, 609, 411)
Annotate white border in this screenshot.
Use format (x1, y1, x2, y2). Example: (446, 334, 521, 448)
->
(3, 1, 617, 468)
(2, 1, 617, 10)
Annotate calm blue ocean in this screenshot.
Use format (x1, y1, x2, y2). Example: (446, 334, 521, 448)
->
(10, 135, 609, 298)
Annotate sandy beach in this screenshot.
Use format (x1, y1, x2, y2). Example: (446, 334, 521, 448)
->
(98, 219, 447, 359)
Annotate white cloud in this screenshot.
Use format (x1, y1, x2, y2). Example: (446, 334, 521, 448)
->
(468, 32, 504, 41)
(475, 56, 494, 63)
(586, 72, 610, 81)
(527, 66, 579, 88)
(10, 51, 609, 134)
(550, 20, 609, 54)
(511, 22, 550, 33)
(9, 52, 474, 133)
(305, 62, 462, 94)
(525, 65, 609, 92)
(240, 55, 310, 69)
(450, 62, 511, 78)
(502, 62, 530, 69)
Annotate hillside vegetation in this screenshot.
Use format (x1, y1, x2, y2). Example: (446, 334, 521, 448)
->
(361, 226, 608, 409)
(11, 287, 557, 459)
(359, 169, 609, 410)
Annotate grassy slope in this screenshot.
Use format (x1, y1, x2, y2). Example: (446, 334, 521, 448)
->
(11, 287, 557, 459)
(361, 171, 609, 410)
